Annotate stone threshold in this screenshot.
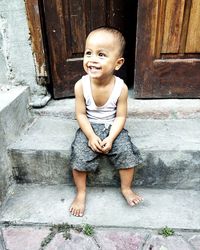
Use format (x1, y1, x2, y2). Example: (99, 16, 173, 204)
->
(32, 97, 200, 119)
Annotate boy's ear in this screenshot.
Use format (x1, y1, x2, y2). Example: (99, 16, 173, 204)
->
(115, 57, 125, 71)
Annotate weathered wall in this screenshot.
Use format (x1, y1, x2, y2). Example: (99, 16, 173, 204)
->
(0, 0, 48, 103)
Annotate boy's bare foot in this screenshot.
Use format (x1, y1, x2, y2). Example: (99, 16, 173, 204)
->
(121, 188, 143, 206)
(69, 191, 86, 217)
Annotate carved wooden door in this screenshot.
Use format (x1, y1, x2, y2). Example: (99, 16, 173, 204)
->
(135, 0, 200, 98)
(42, 0, 127, 99)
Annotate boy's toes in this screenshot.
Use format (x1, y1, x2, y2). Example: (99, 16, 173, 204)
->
(128, 197, 142, 206)
(127, 200, 135, 206)
(122, 189, 143, 207)
(79, 211, 83, 217)
(128, 199, 138, 206)
(69, 207, 84, 217)
(75, 209, 83, 217)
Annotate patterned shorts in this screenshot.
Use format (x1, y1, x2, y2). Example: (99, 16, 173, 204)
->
(70, 123, 143, 172)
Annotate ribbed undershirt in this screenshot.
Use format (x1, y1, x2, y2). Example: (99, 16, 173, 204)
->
(82, 75, 124, 125)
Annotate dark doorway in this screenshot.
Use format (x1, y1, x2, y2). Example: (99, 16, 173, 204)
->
(117, 1, 138, 90)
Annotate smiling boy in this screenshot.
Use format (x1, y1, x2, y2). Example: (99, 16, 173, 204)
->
(69, 27, 143, 217)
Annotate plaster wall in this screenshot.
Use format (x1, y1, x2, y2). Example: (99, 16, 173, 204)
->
(0, 0, 47, 98)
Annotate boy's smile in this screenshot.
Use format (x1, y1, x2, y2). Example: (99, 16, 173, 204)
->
(87, 64, 101, 74)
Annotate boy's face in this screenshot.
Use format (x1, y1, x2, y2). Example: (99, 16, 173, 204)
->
(83, 30, 124, 80)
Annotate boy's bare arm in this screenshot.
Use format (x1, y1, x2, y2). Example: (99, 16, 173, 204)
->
(75, 80, 103, 153)
(101, 84, 128, 153)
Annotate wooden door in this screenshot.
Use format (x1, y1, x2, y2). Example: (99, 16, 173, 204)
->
(41, 0, 127, 99)
(135, 0, 200, 98)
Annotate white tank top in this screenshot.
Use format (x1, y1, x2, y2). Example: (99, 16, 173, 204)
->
(82, 75, 124, 125)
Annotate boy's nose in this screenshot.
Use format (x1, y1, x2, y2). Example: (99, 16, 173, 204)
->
(89, 54, 98, 62)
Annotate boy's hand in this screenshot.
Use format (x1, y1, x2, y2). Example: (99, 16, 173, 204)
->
(88, 135, 103, 153)
(101, 137, 113, 154)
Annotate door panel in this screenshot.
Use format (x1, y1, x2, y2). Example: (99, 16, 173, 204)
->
(135, 0, 200, 98)
(185, 0, 200, 52)
(161, 0, 185, 53)
(42, 0, 125, 98)
(42, 0, 85, 98)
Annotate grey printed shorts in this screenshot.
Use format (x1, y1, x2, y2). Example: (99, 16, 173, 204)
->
(70, 123, 143, 172)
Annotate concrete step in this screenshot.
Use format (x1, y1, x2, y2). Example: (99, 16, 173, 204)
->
(8, 116, 200, 189)
(0, 184, 200, 230)
(32, 97, 200, 119)
(0, 85, 30, 148)
(0, 85, 31, 206)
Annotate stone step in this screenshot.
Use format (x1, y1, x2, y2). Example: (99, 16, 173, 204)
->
(0, 184, 200, 230)
(0, 85, 30, 148)
(0, 85, 30, 205)
(8, 116, 200, 189)
(32, 97, 200, 119)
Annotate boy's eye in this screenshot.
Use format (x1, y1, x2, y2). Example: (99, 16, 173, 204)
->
(99, 52, 106, 57)
(85, 51, 91, 56)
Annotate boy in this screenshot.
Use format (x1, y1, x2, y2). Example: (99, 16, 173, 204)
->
(70, 27, 143, 217)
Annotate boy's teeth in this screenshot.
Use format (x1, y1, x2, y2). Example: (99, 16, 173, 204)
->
(89, 66, 99, 70)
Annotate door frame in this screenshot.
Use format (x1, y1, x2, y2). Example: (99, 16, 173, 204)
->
(25, 0, 48, 83)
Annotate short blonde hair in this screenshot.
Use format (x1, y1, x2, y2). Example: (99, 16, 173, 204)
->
(88, 27, 126, 57)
